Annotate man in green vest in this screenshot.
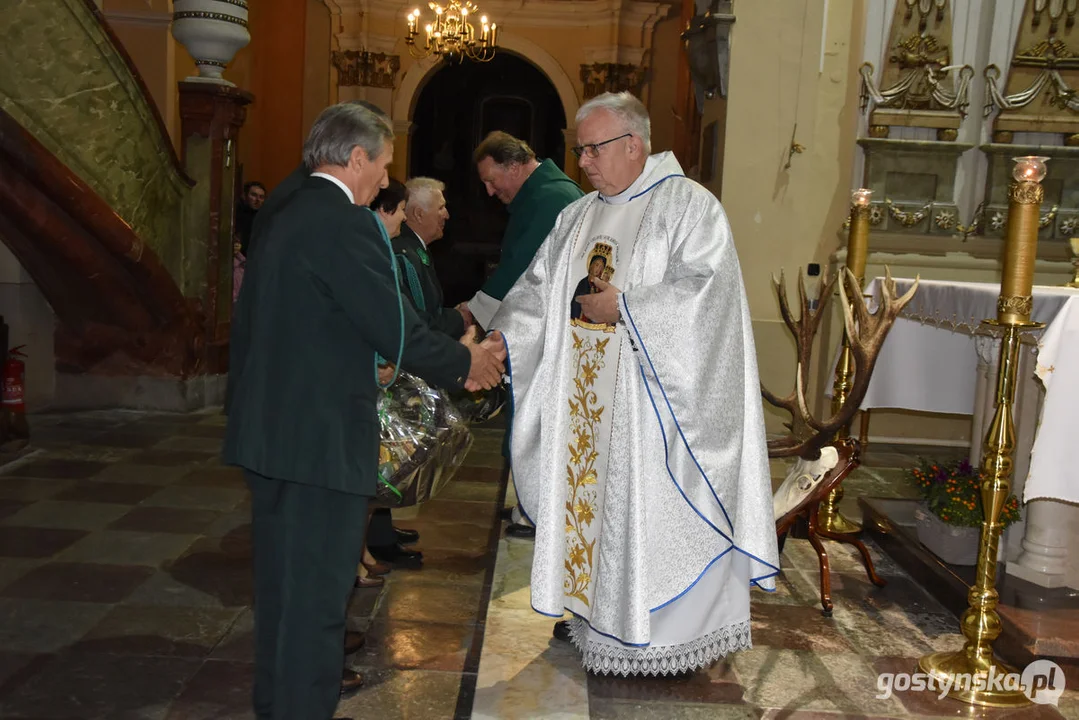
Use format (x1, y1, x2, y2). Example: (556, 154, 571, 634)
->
(462, 132, 584, 538)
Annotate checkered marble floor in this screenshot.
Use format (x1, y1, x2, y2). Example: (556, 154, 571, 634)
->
(0, 411, 1075, 719)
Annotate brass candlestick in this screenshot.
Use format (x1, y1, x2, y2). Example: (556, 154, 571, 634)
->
(918, 156, 1048, 708)
(1066, 237, 1079, 288)
(820, 188, 872, 535)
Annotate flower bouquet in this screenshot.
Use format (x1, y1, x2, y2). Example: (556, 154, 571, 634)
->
(907, 458, 1022, 565)
(375, 371, 473, 507)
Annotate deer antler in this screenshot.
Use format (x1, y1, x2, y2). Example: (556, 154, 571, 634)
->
(772, 268, 919, 459)
(761, 267, 837, 445)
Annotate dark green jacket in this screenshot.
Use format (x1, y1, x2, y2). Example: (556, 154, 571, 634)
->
(481, 159, 583, 300)
(393, 224, 466, 338)
(223, 177, 471, 496)
(247, 163, 308, 257)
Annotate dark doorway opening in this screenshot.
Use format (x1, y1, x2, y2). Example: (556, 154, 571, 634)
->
(409, 52, 567, 305)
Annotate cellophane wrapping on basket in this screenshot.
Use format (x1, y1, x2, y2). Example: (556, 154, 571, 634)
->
(374, 371, 473, 507)
(449, 383, 508, 424)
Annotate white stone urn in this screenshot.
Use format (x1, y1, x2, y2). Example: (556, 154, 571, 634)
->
(172, 0, 250, 85)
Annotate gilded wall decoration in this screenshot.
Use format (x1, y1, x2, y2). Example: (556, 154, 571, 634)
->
(580, 63, 643, 99)
(985, 0, 1079, 141)
(331, 50, 400, 89)
(859, 0, 973, 140)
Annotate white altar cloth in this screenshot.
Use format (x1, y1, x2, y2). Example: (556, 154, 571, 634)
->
(858, 278, 1079, 505)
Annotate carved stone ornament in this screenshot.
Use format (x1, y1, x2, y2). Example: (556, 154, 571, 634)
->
(1009, 180, 1046, 205)
(986, 2, 1079, 136)
(580, 63, 643, 99)
(997, 295, 1034, 317)
(860, 0, 973, 135)
(332, 50, 401, 89)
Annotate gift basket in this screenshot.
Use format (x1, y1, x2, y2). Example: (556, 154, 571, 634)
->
(374, 371, 473, 507)
(449, 382, 509, 424)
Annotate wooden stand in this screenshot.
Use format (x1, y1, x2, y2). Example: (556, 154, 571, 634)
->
(775, 438, 887, 616)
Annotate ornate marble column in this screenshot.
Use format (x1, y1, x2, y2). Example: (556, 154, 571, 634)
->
(178, 82, 252, 372)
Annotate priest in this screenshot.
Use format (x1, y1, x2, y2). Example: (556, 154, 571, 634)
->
(490, 92, 780, 676)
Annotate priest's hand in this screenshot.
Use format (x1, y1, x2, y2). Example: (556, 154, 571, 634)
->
(480, 331, 507, 363)
(576, 278, 622, 324)
(460, 331, 505, 391)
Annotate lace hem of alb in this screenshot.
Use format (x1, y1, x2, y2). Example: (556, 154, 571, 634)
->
(567, 617, 751, 677)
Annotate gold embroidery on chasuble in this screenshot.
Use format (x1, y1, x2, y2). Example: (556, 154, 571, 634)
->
(563, 331, 610, 606)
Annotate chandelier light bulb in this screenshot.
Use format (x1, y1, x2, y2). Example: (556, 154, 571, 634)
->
(481, 15, 487, 22)
(1012, 156, 1049, 184)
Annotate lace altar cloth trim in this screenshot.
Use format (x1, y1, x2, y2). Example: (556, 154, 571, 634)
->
(567, 617, 751, 677)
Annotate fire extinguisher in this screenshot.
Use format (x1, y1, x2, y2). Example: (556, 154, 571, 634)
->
(2, 345, 29, 446)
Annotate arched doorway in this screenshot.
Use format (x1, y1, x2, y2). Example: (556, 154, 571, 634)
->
(408, 52, 567, 305)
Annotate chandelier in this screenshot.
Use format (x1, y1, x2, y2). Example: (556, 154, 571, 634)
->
(405, 1, 498, 63)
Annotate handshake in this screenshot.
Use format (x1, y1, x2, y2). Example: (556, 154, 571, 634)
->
(461, 329, 506, 392)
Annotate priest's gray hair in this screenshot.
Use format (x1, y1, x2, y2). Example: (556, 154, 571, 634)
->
(575, 91, 651, 154)
(405, 177, 446, 211)
(303, 103, 393, 170)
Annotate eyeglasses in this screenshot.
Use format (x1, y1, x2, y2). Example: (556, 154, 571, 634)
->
(571, 133, 631, 159)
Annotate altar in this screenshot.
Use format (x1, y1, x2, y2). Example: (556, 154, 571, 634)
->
(856, 277, 1079, 590)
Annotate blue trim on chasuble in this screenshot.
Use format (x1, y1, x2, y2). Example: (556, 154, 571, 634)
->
(622, 296, 780, 592)
(501, 333, 536, 528)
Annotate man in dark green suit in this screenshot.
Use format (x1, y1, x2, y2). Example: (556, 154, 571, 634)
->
(224, 103, 505, 720)
(393, 177, 469, 338)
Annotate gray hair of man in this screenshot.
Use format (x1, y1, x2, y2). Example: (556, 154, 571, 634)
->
(405, 177, 446, 212)
(302, 103, 393, 170)
(574, 91, 651, 155)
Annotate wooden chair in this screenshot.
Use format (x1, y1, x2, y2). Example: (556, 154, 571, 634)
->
(774, 437, 887, 616)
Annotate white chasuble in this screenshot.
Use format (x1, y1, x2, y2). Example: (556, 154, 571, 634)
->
(492, 152, 781, 677)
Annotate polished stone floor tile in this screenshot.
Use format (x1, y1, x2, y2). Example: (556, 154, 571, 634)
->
(458, 466, 506, 484)
(141, 485, 247, 511)
(390, 519, 494, 553)
(0, 651, 44, 694)
(1, 501, 131, 531)
(109, 507, 221, 535)
(53, 481, 160, 505)
(749, 604, 857, 653)
(174, 466, 245, 488)
(1, 561, 153, 603)
(163, 659, 254, 720)
(165, 539, 253, 609)
(590, 701, 758, 719)
(89, 463, 194, 485)
(3, 459, 108, 479)
(129, 449, 217, 467)
(416, 498, 500, 526)
(0, 598, 113, 652)
(440, 480, 503, 503)
(0, 558, 42, 593)
(208, 609, 253, 662)
(153, 435, 228, 454)
(0, 651, 201, 719)
(728, 647, 907, 716)
(74, 605, 243, 658)
(0, 498, 29, 521)
(389, 546, 490, 587)
(122, 570, 246, 610)
(588, 661, 742, 704)
(376, 577, 486, 625)
(0, 476, 76, 501)
(801, 570, 948, 616)
(355, 617, 475, 672)
(0, 525, 88, 558)
(334, 667, 463, 718)
(89, 429, 171, 449)
(56, 530, 199, 567)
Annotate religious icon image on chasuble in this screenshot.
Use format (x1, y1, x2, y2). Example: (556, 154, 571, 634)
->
(570, 238, 618, 330)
